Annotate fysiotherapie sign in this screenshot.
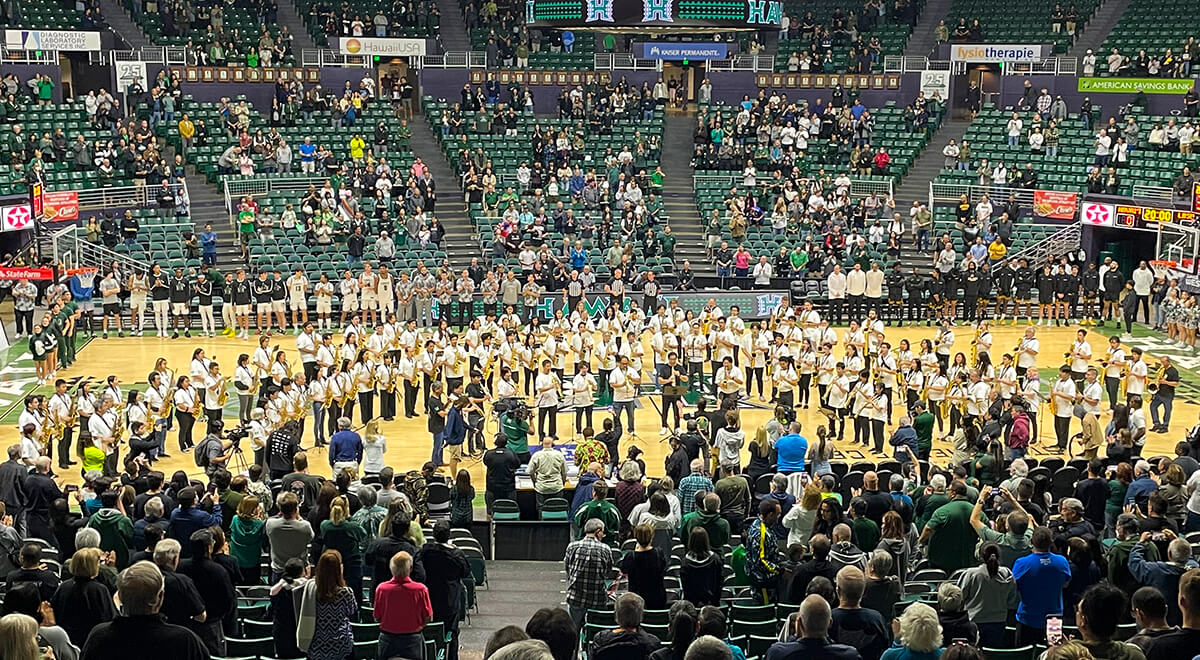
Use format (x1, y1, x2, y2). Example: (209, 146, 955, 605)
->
(1077, 78, 1194, 94)
(950, 44, 1046, 63)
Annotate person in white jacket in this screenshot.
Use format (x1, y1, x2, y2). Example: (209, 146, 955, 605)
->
(715, 409, 745, 471)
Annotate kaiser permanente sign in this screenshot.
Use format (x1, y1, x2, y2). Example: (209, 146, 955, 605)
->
(950, 44, 1047, 63)
(1077, 77, 1194, 94)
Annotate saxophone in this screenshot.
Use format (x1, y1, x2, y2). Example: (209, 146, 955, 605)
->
(1147, 362, 1166, 395)
(216, 376, 229, 407)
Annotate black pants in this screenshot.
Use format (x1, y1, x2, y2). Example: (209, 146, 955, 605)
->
(57, 427, 74, 469)
(358, 391, 375, 424)
(380, 389, 396, 419)
(538, 405, 557, 438)
(747, 367, 764, 398)
(871, 418, 885, 453)
(303, 361, 318, 383)
(1105, 376, 1121, 408)
(778, 390, 794, 409)
(15, 309, 34, 334)
(576, 405, 594, 433)
(204, 407, 223, 435)
(403, 382, 419, 416)
(798, 375, 812, 406)
(660, 396, 680, 430)
(830, 298, 844, 324)
(176, 411, 195, 451)
(1137, 294, 1150, 323)
(854, 415, 871, 445)
(1054, 415, 1070, 450)
(964, 296, 978, 321)
(455, 300, 473, 328)
(907, 298, 923, 321)
(327, 401, 343, 438)
(848, 294, 864, 320)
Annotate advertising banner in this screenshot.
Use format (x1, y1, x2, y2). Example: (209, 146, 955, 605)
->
(4, 29, 101, 51)
(636, 42, 728, 60)
(0, 267, 54, 280)
(1033, 190, 1079, 220)
(0, 204, 33, 232)
(335, 37, 426, 57)
(950, 44, 1046, 63)
(1076, 77, 1194, 94)
(43, 191, 78, 221)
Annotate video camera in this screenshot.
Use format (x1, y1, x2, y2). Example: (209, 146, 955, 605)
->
(495, 398, 530, 421)
(212, 419, 249, 450)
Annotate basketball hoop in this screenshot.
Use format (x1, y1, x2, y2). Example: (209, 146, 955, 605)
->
(1150, 260, 1176, 277)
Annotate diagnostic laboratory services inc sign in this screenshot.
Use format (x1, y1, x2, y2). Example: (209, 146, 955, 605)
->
(4, 29, 101, 51)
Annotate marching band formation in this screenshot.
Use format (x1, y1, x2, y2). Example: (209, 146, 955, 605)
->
(12, 289, 1184, 480)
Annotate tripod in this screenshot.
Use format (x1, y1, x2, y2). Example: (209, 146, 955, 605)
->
(227, 446, 250, 473)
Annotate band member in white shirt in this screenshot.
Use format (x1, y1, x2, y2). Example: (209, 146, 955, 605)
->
(1126, 347, 1148, 405)
(234, 354, 257, 424)
(995, 354, 1019, 401)
(824, 363, 852, 440)
(296, 322, 320, 383)
(934, 319, 955, 370)
(201, 362, 227, 433)
(1051, 365, 1078, 452)
(875, 343, 898, 425)
(714, 356, 744, 409)
(609, 354, 642, 436)
(1078, 367, 1103, 417)
(572, 361, 598, 433)
(851, 370, 878, 449)
(308, 370, 329, 447)
(774, 356, 799, 410)
(1015, 327, 1040, 379)
(49, 381, 77, 469)
(248, 407, 270, 466)
(1070, 328, 1093, 384)
(534, 359, 561, 440)
(1102, 335, 1126, 410)
(966, 369, 991, 428)
(375, 356, 397, 421)
(18, 395, 45, 458)
(88, 396, 119, 476)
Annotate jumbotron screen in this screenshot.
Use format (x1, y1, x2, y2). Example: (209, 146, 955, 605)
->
(525, 0, 783, 28)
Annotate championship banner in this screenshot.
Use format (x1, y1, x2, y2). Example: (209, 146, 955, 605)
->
(0, 267, 55, 280)
(43, 191, 78, 221)
(1033, 190, 1078, 220)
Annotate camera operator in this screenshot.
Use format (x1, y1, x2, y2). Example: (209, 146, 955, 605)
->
(499, 400, 534, 464)
(195, 420, 236, 477)
(126, 420, 160, 461)
(267, 420, 302, 480)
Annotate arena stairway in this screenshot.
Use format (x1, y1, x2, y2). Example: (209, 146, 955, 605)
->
(187, 174, 247, 267)
(1066, 0, 1131, 58)
(661, 115, 713, 277)
(407, 118, 477, 271)
(433, 0, 472, 52)
(96, 0, 153, 49)
(276, 0, 320, 53)
(903, 0, 953, 58)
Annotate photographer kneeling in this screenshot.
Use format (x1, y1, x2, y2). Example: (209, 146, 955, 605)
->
(127, 420, 162, 462)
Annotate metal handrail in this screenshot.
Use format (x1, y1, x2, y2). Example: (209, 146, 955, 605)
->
(300, 48, 371, 68)
(1131, 184, 1175, 201)
(1007, 221, 1082, 266)
(55, 181, 189, 213)
(420, 52, 486, 68)
(930, 181, 1041, 206)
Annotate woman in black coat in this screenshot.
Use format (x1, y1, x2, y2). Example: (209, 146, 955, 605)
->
(50, 547, 117, 646)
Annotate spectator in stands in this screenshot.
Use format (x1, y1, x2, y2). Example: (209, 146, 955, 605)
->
(417, 522, 470, 660)
(265, 491, 314, 581)
(591, 592, 660, 660)
(830, 566, 889, 660)
(919, 481, 975, 572)
(78, 560, 208, 660)
(1132, 532, 1198, 626)
(50, 548, 116, 647)
(881, 602, 943, 660)
(299, 550, 358, 659)
(1013, 526, 1071, 643)
(564, 518, 614, 630)
(1127, 587, 1175, 652)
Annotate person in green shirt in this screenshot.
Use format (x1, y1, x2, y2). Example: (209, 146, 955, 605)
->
(573, 481, 620, 545)
(969, 486, 1033, 568)
(919, 481, 976, 573)
(914, 473, 949, 530)
(659, 226, 676, 260)
(912, 401, 935, 460)
(501, 410, 533, 462)
(849, 498, 880, 551)
(37, 75, 54, 106)
(246, 47, 259, 68)
(230, 496, 267, 584)
(789, 247, 808, 275)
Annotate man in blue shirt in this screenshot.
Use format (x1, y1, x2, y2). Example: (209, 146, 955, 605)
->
(1125, 460, 1159, 511)
(329, 416, 363, 471)
(199, 223, 218, 266)
(775, 422, 807, 473)
(298, 138, 317, 174)
(1013, 526, 1072, 645)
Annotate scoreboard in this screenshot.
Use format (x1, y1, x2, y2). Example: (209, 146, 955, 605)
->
(1115, 204, 1198, 229)
(525, 0, 783, 28)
